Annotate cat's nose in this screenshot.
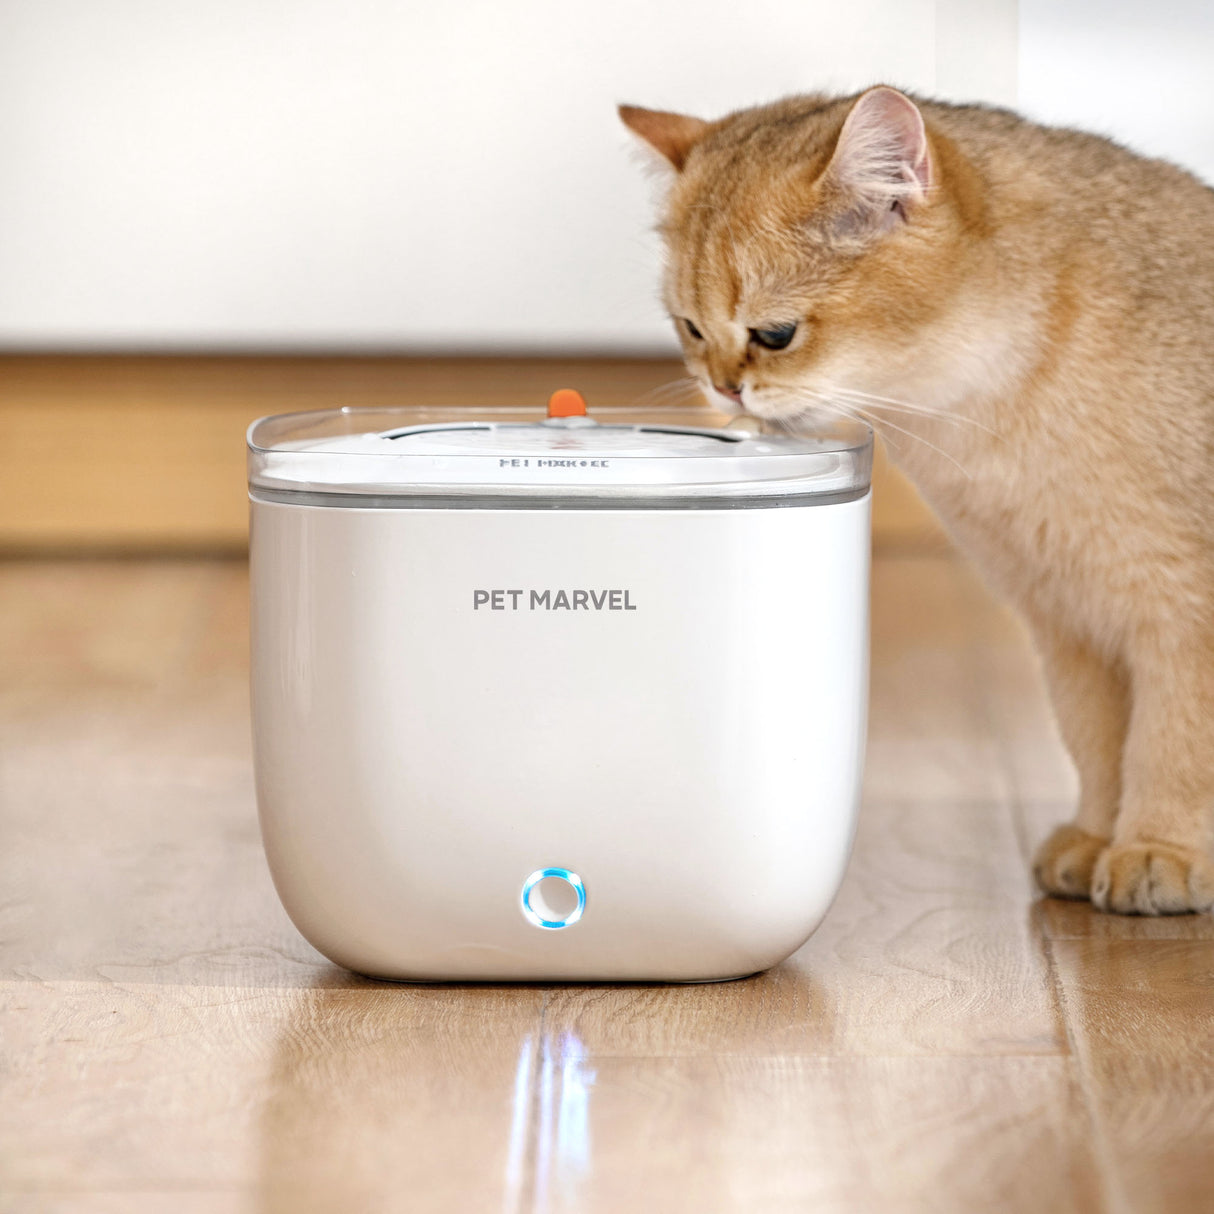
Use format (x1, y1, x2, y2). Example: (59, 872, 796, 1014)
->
(715, 381, 744, 404)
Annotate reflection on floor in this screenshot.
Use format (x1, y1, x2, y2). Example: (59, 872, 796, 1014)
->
(507, 1031, 595, 1214)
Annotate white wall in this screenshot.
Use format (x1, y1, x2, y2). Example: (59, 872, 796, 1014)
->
(11, 2, 1214, 353)
(2, 0, 1133, 353)
(1019, 0, 1214, 186)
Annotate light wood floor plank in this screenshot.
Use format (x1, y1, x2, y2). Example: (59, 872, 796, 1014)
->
(2, 555, 1212, 1212)
(524, 1054, 1103, 1214)
(0, 980, 542, 1211)
(0, 1197, 251, 1214)
(1050, 939, 1214, 1214)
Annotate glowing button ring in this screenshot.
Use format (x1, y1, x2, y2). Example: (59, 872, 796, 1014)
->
(521, 868, 586, 930)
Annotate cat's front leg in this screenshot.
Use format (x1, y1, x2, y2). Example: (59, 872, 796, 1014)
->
(1092, 626, 1214, 914)
(1031, 627, 1130, 901)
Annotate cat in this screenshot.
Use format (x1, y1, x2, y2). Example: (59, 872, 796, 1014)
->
(619, 86, 1214, 914)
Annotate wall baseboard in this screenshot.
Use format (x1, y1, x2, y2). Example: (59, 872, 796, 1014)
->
(0, 354, 945, 554)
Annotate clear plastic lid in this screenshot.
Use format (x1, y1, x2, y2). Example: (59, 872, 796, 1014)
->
(247, 397, 872, 509)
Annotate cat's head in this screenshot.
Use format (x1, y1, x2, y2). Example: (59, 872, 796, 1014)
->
(620, 88, 967, 424)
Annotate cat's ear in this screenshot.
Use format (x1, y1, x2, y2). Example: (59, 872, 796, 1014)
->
(821, 87, 932, 235)
(618, 104, 711, 172)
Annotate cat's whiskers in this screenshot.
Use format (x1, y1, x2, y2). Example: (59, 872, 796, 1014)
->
(787, 379, 1000, 437)
(772, 386, 974, 480)
(764, 390, 868, 439)
(827, 389, 1000, 438)
(628, 376, 702, 409)
(853, 407, 973, 480)
(646, 381, 700, 404)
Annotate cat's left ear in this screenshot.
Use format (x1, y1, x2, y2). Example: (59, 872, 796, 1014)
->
(822, 87, 932, 234)
(618, 104, 711, 172)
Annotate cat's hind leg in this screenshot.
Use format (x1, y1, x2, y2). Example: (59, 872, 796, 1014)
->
(1031, 628, 1130, 901)
(1092, 624, 1214, 914)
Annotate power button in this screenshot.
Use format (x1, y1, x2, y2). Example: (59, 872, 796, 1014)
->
(521, 868, 586, 929)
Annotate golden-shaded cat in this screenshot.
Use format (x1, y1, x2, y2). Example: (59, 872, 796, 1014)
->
(620, 87, 1214, 914)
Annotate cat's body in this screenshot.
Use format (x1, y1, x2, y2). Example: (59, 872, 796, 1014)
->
(620, 89, 1214, 914)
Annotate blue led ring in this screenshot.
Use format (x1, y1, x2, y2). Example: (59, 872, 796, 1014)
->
(521, 867, 586, 930)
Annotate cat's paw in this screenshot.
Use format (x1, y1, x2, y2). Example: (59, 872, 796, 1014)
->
(1091, 841, 1214, 915)
(1032, 825, 1108, 901)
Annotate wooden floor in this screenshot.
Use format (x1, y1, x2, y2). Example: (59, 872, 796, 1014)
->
(2, 554, 1212, 1213)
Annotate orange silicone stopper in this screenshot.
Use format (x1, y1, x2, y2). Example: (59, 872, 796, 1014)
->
(547, 388, 587, 418)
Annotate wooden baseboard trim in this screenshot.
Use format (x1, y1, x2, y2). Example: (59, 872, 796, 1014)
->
(0, 354, 944, 553)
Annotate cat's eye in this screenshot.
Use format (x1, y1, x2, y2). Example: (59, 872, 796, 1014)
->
(681, 318, 704, 341)
(750, 323, 798, 350)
